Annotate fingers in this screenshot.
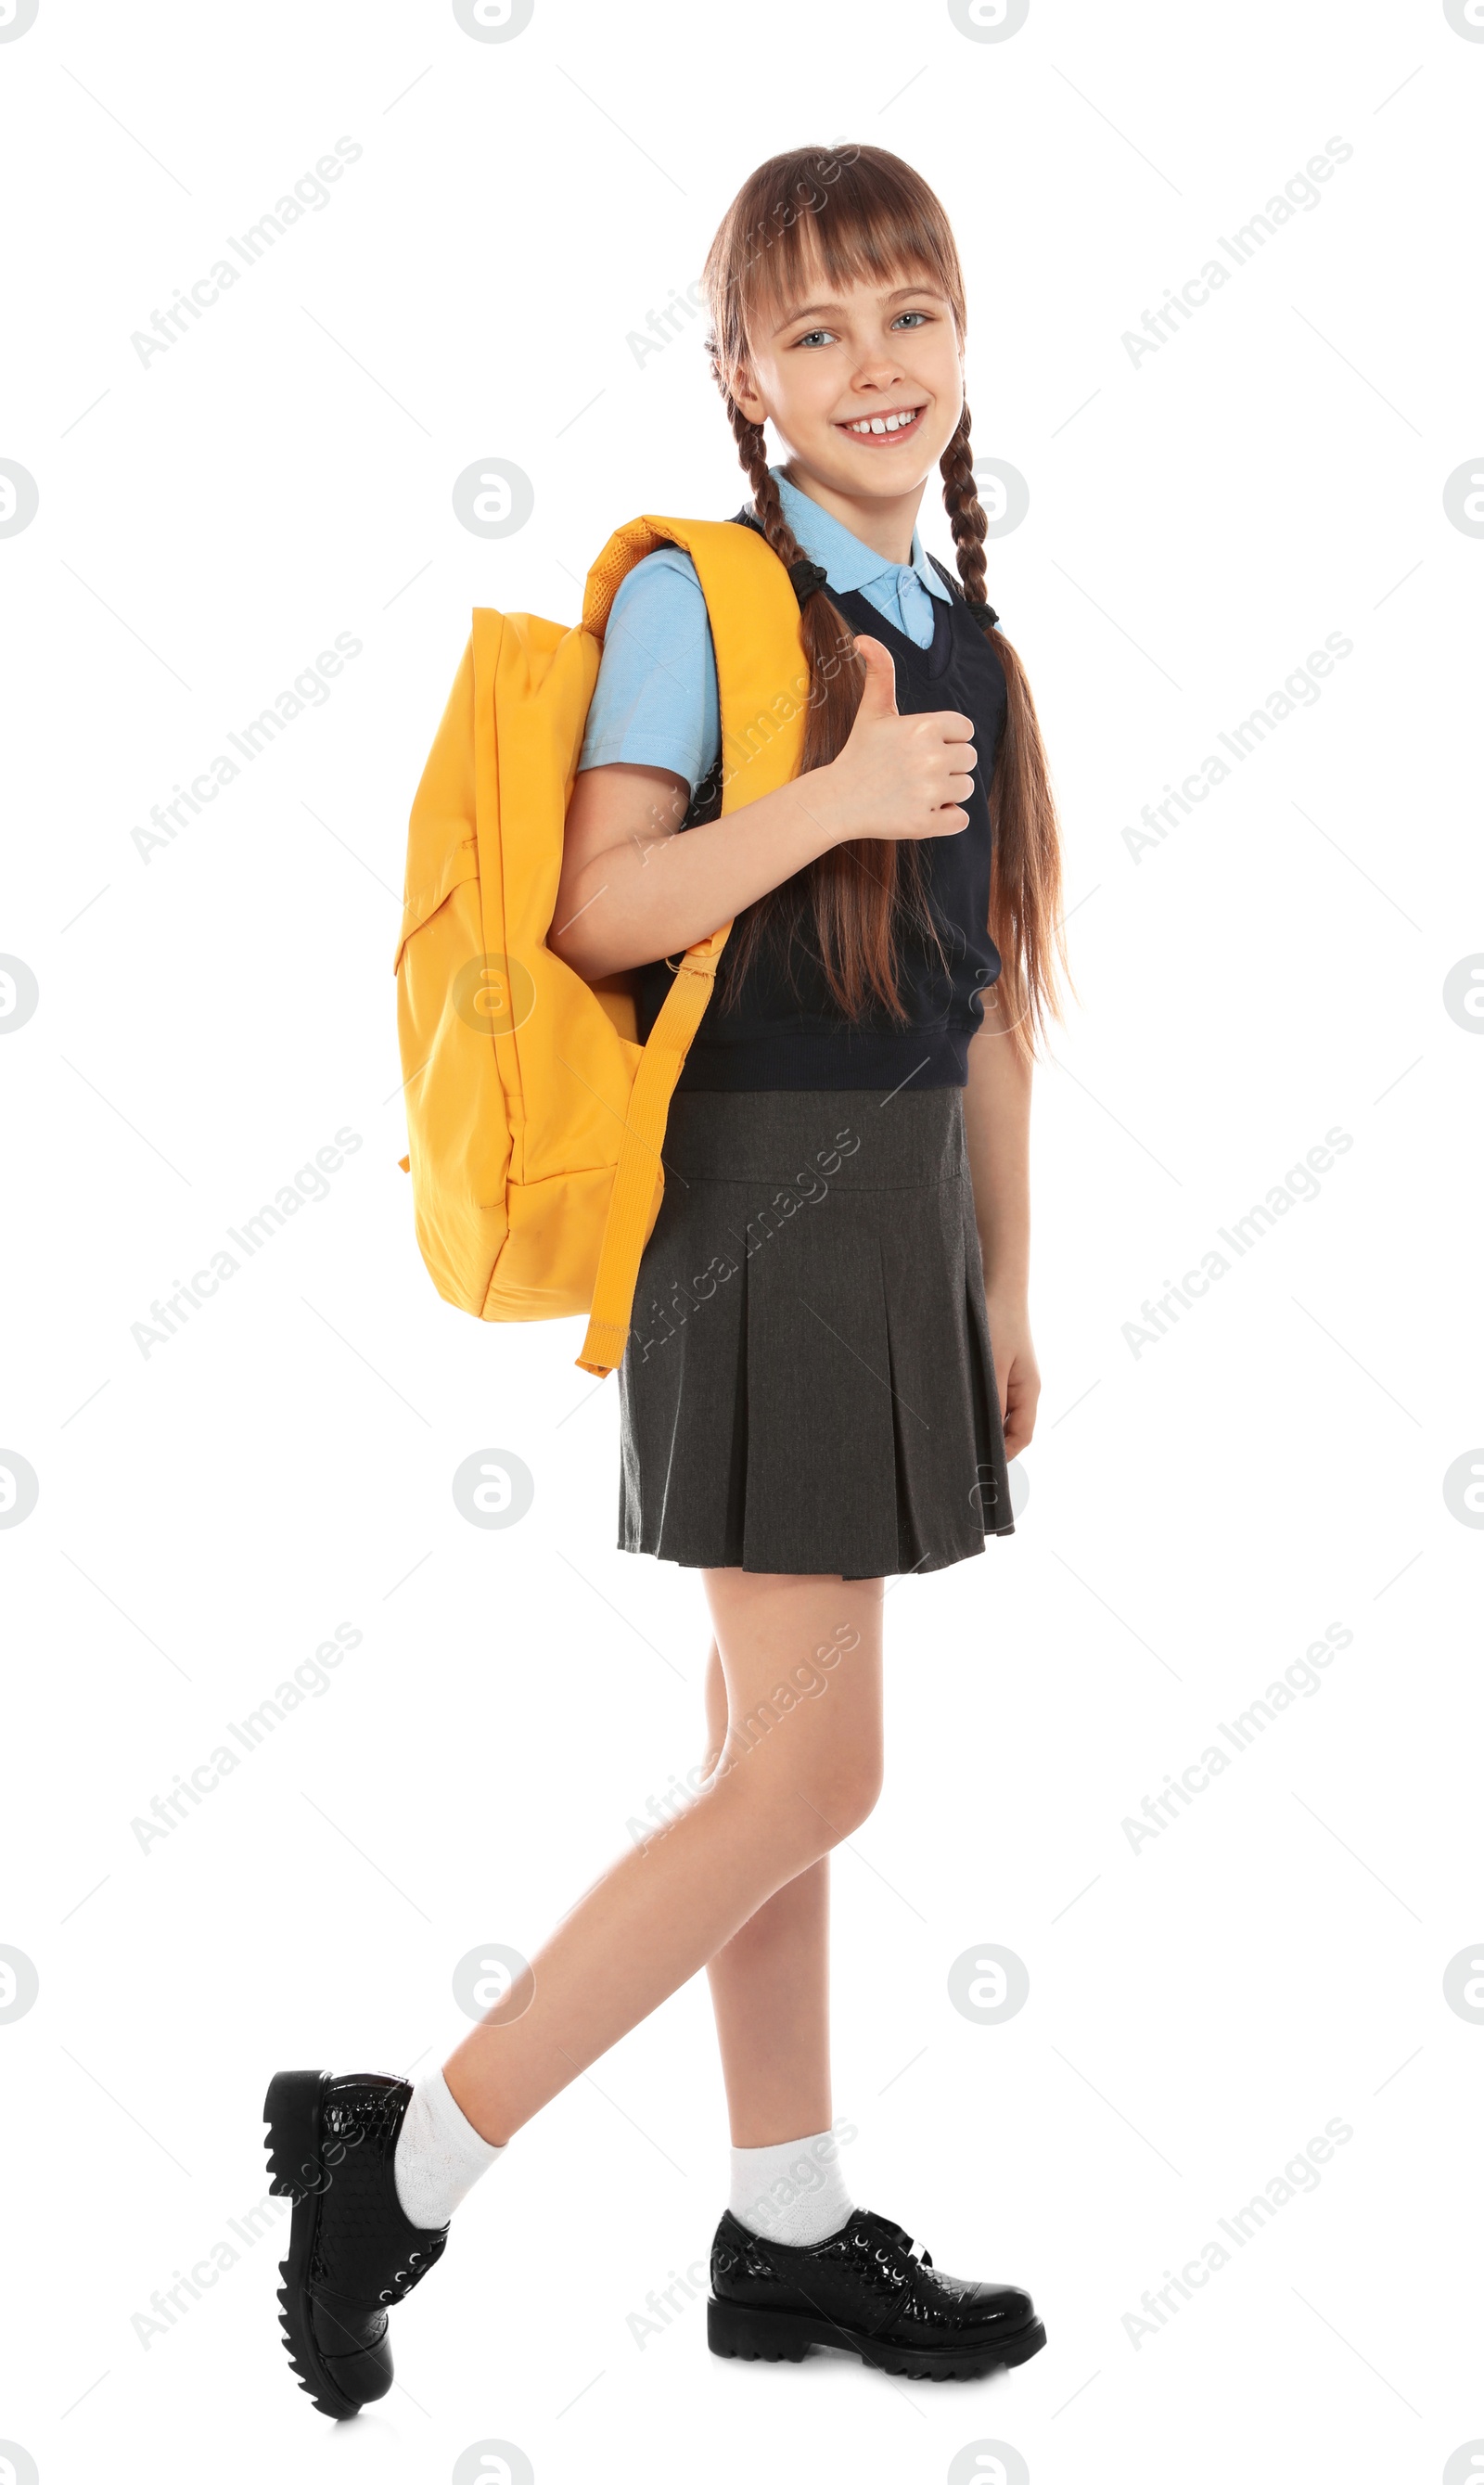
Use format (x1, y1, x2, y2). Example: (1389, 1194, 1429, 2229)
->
(915, 717, 977, 763)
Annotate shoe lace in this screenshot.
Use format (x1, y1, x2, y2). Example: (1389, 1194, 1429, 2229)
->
(376, 2233, 448, 2306)
(865, 2213, 933, 2272)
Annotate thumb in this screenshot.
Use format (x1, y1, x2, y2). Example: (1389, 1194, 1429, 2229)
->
(852, 633, 898, 719)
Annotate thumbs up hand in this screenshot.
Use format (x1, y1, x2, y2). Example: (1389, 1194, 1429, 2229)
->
(821, 634, 977, 845)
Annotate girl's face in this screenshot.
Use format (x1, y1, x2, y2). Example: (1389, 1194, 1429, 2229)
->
(730, 263, 964, 509)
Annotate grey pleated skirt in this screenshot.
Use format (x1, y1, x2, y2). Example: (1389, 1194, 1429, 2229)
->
(617, 1084, 1015, 1579)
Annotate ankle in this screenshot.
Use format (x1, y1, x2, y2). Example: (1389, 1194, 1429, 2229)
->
(729, 2127, 855, 2249)
(441, 2063, 513, 2150)
(392, 2068, 506, 2230)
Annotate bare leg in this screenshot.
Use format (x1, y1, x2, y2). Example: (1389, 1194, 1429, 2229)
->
(700, 1635, 834, 2146)
(442, 1569, 883, 2146)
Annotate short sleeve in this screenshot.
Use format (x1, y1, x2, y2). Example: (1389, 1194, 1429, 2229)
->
(577, 546, 722, 794)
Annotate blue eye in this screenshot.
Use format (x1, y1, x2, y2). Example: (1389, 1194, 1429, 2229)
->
(790, 308, 934, 346)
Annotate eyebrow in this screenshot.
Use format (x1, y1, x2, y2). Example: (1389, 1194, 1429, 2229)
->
(774, 283, 945, 331)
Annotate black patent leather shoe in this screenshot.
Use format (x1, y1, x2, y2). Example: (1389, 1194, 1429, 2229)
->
(708, 2206, 1045, 2380)
(262, 2069, 450, 2418)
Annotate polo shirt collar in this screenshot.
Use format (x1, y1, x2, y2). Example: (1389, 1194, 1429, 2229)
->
(773, 467, 951, 607)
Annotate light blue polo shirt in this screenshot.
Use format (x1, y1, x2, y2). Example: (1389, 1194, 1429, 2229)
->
(577, 468, 953, 794)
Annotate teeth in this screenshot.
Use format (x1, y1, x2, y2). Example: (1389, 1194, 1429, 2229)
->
(847, 410, 918, 434)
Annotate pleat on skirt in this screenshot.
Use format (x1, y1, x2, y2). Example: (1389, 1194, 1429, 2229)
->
(617, 1084, 1015, 1580)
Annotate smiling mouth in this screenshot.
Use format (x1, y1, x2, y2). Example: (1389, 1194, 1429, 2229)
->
(836, 404, 927, 442)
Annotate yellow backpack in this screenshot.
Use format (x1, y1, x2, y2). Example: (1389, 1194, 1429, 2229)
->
(394, 516, 808, 1378)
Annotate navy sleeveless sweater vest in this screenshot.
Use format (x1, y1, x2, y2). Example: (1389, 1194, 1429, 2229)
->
(631, 515, 1008, 1093)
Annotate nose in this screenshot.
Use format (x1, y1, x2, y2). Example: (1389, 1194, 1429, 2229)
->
(851, 349, 908, 394)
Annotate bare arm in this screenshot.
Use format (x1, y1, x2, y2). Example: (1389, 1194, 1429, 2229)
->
(549, 761, 847, 982)
(964, 990, 1039, 1456)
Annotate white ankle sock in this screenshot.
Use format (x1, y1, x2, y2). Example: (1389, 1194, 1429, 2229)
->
(729, 2128, 855, 2249)
(392, 2069, 505, 2229)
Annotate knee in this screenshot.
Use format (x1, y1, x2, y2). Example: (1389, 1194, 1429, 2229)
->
(792, 1744, 885, 1855)
(716, 1737, 883, 1869)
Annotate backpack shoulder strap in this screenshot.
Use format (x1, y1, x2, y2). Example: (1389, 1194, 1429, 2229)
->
(573, 515, 808, 1378)
(583, 514, 807, 813)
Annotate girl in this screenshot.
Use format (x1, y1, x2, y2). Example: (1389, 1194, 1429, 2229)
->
(263, 142, 1068, 2412)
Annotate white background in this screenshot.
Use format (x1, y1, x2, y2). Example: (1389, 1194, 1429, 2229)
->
(3, 1, 1481, 2479)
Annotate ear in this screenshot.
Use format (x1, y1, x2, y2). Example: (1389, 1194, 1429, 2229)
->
(730, 365, 768, 428)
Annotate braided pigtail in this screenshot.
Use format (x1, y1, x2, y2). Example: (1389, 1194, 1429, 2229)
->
(940, 407, 1070, 1063)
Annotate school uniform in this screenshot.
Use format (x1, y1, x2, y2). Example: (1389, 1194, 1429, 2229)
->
(578, 471, 1016, 1579)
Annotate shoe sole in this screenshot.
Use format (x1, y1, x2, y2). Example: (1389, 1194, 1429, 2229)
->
(263, 2067, 367, 2421)
(707, 2293, 1047, 2379)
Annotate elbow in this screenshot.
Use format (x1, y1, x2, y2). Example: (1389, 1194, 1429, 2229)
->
(549, 913, 629, 985)
(547, 890, 600, 980)
(546, 916, 580, 973)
